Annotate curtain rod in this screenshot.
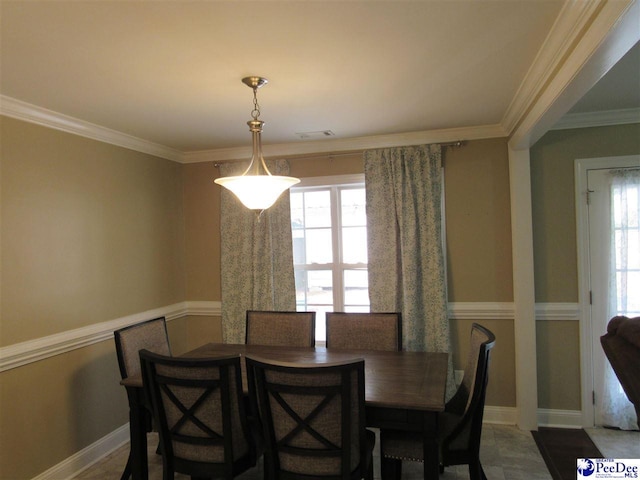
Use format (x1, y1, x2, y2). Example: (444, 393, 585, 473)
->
(214, 141, 465, 167)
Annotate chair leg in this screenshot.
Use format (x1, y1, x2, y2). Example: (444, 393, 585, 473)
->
(162, 467, 174, 480)
(262, 454, 276, 480)
(129, 404, 149, 480)
(366, 458, 374, 480)
(468, 458, 487, 480)
(119, 454, 131, 480)
(381, 457, 402, 480)
(480, 463, 488, 480)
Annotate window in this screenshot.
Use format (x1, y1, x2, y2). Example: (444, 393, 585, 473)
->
(290, 175, 368, 342)
(610, 170, 640, 317)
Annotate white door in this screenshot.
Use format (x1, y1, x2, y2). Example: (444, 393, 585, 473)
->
(577, 155, 640, 429)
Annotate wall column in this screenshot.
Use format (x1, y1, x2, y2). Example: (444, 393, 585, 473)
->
(509, 147, 538, 430)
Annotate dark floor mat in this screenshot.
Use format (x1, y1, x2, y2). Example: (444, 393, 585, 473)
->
(532, 427, 603, 480)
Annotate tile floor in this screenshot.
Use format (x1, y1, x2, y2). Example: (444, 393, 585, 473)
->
(585, 426, 640, 459)
(73, 424, 639, 480)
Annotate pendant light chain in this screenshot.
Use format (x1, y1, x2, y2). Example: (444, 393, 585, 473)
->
(251, 87, 261, 121)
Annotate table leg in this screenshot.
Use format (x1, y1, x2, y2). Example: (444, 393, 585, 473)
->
(422, 413, 440, 480)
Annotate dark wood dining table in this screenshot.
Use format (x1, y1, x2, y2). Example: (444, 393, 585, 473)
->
(120, 343, 449, 480)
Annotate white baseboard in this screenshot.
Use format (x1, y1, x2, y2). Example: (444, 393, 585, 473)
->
(483, 406, 583, 429)
(537, 408, 584, 429)
(484, 405, 518, 425)
(31, 424, 129, 480)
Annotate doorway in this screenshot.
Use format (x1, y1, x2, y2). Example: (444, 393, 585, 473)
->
(576, 155, 640, 428)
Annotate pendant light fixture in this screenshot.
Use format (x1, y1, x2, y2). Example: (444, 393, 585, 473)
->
(214, 76, 300, 210)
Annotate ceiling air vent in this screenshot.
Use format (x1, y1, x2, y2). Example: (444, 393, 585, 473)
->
(295, 130, 335, 139)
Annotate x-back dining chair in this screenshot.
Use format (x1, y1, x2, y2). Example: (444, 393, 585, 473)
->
(246, 355, 375, 480)
(325, 312, 402, 351)
(114, 317, 171, 480)
(380, 323, 496, 480)
(246, 310, 316, 347)
(140, 350, 261, 480)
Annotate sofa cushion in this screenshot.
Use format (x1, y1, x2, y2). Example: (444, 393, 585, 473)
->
(608, 316, 640, 349)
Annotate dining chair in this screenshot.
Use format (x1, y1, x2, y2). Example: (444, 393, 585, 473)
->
(246, 310, 316, 347)
(114, 317, 171, 480)
(139, 350, 262, 480)
(325, 312, 402, 351)
(380, 323, 496, 480)
(246, 355, 375, 480)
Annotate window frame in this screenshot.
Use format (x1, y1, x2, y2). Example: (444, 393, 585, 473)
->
(290, 174, 367, 342)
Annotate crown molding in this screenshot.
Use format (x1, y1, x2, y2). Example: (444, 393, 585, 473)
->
(551, 107, 640, 130)
(508, 0, 639, 149)
(502, 0, 603, 135)
(182, 123, 507, 163)
(1, 92, 506, 164)
(0, 95, 182, 162)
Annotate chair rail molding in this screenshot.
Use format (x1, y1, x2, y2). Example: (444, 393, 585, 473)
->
(0, 302, 217, 372)
(535, 302, 580, 321)
(0, 301, 576, 372)
(448, 302, 579, 321)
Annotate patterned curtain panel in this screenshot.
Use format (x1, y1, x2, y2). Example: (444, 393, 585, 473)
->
(219, 159, 297, 343)
(364, 144, 454, 394)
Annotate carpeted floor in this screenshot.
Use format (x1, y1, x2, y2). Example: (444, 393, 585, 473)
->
(532, 427, 603, 480)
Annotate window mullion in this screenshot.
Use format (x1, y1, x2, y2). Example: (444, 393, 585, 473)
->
(332, 186, 344, 311)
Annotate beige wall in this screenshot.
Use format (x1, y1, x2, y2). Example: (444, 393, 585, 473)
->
(530, 122, 640, 411)
(1, 117, 186, 344)
(444, 138, 513, 302)
(530, 123, 640, 303)
(0, 117, 190, 479)
(8, 116, 632, 477)
(184, 162, 221, 301)
(535, 320, 581, 410)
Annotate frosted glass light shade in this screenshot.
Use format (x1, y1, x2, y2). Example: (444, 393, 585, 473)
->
(215, 174, 300, 210)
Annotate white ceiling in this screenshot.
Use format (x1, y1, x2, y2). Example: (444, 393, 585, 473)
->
(568, 41, 640, 113)
(1, 1, 638, 160)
